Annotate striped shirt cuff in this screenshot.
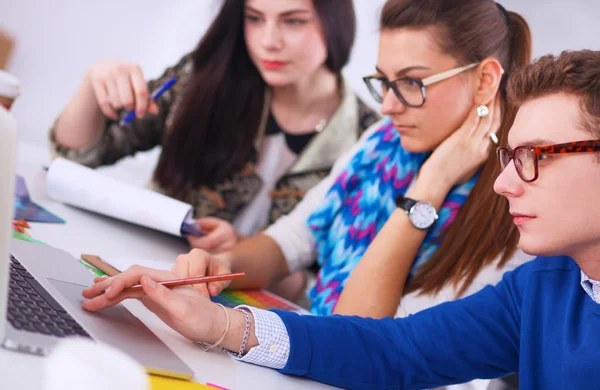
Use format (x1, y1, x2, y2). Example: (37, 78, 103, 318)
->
(229, 305, 290, 369)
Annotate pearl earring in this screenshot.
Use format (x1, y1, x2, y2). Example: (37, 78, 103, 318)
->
(477, 105, 489, 118)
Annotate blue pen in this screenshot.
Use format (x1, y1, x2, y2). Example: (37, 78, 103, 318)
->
(120, 76, 177, 125)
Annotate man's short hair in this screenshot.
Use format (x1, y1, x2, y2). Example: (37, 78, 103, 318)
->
(508, 50, 600, 137)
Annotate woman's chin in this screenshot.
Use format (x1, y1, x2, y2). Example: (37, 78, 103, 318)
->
(398, 136, 437, 154)
(259, 72, 295, 88)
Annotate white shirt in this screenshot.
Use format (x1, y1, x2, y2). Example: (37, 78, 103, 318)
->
(232, 133, 297, 236)
(580, 271, 600, 304)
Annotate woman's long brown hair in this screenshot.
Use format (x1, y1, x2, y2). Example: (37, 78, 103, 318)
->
(380, 0, 533, 297)
(154, 0, 356, 198)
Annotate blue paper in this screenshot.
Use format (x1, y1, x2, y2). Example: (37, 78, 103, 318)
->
(14, 175, 65, 223)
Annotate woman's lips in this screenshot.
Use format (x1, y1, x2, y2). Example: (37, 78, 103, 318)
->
(262, 60, 287, 70)
(392, 123, 415, 133)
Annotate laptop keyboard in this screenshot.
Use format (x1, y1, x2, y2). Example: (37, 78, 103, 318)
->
(7, 255, 90, 339)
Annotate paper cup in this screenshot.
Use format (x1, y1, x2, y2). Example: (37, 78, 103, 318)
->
(0, 70, 20, 109)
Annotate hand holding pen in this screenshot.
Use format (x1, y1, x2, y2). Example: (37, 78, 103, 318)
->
(81, 265, 257, 353)
(82, 262, 240, 311)
(120, 76, 177, 125)
(86, 60, 177, 124)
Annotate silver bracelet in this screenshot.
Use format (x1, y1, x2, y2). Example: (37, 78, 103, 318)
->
(234, 308, 251, 358)
(198, 303, 229, 351)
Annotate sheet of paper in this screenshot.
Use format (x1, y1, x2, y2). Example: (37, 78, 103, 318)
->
(102, 256, 174, 273)
(46, 158, 192, 236)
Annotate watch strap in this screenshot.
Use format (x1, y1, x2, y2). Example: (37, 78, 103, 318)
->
(395, 194, 417, 212)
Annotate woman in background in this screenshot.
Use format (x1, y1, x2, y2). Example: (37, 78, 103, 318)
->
(51, 0, 378, 300)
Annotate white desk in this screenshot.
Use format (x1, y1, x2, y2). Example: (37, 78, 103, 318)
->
(0, 141, 334, 390)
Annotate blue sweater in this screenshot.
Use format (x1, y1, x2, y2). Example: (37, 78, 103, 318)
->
(274, 256, 600, 389)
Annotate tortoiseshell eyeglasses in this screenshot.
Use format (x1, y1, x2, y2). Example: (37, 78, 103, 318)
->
(497, 140, 600, 182)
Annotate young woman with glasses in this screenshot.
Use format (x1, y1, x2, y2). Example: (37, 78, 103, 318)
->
(329, 0, 534, 325)
(48, 0, 379, 301)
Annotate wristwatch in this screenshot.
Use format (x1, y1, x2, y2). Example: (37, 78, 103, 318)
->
(395, 194, 438, 230)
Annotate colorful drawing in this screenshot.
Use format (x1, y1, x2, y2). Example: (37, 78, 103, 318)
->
(211, 289, 308, 313)
(14, 175, 65, 223)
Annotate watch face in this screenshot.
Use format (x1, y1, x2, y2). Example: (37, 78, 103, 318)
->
(409, 202, 438, 229)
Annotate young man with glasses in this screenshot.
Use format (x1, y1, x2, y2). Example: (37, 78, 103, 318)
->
(83, 50, 600, 389)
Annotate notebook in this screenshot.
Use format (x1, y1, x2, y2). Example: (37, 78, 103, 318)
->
(45, 158, 201, 237)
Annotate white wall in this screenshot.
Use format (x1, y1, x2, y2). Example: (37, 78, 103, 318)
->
(2, 0, 599, 145)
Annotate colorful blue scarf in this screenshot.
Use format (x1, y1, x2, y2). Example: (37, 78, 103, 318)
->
(307, 118, 478, 315)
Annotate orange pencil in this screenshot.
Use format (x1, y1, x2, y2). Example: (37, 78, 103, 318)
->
(123, 272, 245, 292)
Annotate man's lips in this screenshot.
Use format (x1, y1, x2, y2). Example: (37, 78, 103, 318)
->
(511, 212, 536, 225)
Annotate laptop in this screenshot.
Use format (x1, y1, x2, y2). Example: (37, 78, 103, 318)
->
(0, 166, 194, 380)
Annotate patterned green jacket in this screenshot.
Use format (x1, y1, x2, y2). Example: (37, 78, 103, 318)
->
(50, 55, 380, 227)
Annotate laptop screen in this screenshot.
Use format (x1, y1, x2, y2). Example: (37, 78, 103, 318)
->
(0, 105, 18, 342)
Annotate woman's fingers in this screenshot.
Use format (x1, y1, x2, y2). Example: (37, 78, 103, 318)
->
(82, 266, 177, 301)
(476, 95, 502, 151)
(88, 61, 151, 121)
(171, 251, 211, 297)
(488, 95, 503, 139)
(93, 276, 109, 284)
(460, 105, 482, 137)
(82, 276, 114, 299)
(207, 263, 233, 296)
(196, 217, 225, 230)
(139, 276, 186, 316)
(188, 219, 239, 252)
(105, 266, 177, 299)
(129, 66, 150, 118)
(82, 289, 144, 312)
(474, 98, 496, 139)
(103, 77, 123, 110)
(115, 70, 135, 112)
(172, 251, 208, 278)
(82, 267, 181, 311)
(91, 79, 118, 119)
(187, 234, 222, 252)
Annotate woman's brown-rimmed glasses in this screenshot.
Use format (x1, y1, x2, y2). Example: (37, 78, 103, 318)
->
(496, 140, 600, 182)
(363, 63, 478, 107)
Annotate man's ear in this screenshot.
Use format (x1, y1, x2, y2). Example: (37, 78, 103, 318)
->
(474, 58, 504, 105)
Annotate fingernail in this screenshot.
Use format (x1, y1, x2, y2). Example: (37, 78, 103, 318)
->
(143, 276, 156, 288)
(105, 286, 112, 294)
